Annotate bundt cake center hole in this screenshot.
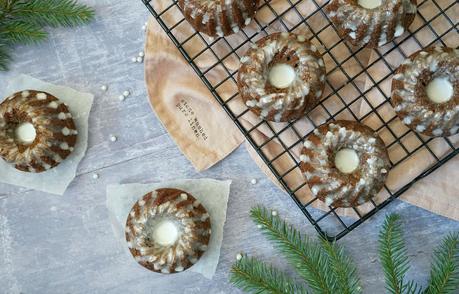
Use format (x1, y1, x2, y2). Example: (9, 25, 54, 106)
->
(149, 219, 180, 246)
(426, 77, 453, 104)
(14, 122, 36, 145)
(268, 63, 296, 89)
(334, 148, 360, 174)
(357, 0, 382, 9)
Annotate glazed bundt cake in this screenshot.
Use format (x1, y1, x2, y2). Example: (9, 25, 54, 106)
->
(178, 0, 259, 37)
(300, 120, 390, 207)
(326, 0, 417, 48)
(125, 188, 211, 274)
(0, 90, 78, 173)
(238, 32, 326, 122)
(391, 46, 459, 137)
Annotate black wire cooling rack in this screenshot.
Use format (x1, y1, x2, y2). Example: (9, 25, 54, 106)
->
(143, 0, 459, 240)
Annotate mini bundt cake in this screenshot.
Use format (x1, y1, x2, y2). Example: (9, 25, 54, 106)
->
(326, 0, 417, 48)
(178, 0, 259, 37)
(238, 32, 326, 122)
(391, 46, 459, 137)
(300, 120, 390, 207)
(125, 188, 211, 274)
(0, 90, 78, 173)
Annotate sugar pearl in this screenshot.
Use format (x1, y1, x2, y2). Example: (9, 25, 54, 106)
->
(92, 173, 99, 179)
(138, 52, 145, 57)
(131, 57, 137, 63)
(271, 210, 278, 216)
(257, 224, 262, 229)
(136, 56, 143, 63)
(118, 95, 125, 101)
(250, 178, 257, 185)
(123, 90, 130, 97)
(110, 135, 117, 142)
(100, 85, 108, 91)
(236, 254, 243, 261)
(141, 25, 146, 31)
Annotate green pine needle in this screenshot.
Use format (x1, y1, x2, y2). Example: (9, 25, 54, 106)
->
(424, 233, 459, 294)
(10, 0, 95, 27)
(0, 44, 11, 71)
(378, 214, 421, 294)
(230, 255, 309, 294)
(0, 20, 47, 44)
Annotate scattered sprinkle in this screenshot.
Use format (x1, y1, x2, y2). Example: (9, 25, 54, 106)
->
(110, 135, 118, 142)
(131, 57, 137, 63)
(142, 25, 146, 31)
(100, 85, 108, 91)
(118, 95, 126, 101)
(257, 224, 262, 229)
(136, 56, 143, 63)
(236, 253, 243, 261)
(138, 51, 145, 57)
(271, 210, 278, 216)
(123, 90, 130, 97)
(92, 173, 99, 179)
(250, 178, 257, 185)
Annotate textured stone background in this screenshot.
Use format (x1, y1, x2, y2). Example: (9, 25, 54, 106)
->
(1, 1, 459, 293)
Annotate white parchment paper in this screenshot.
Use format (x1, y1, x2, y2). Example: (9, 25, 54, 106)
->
(0, 74, 94, 195)
(106, 178, 231, 279)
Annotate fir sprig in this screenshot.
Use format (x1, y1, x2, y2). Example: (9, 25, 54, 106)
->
(250, 206, 335, 293)
(231, 255, 309, 294)
(425, 233, 459, 294)
(378, 214, 415, 294)
(230, 207, 459, 294)
(0, 0, 94, 70)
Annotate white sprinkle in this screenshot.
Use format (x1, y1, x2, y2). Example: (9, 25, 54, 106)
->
(62, 127, 70, 136)
(118, 95, 125, 101)
(92, 173, 99, 179)
(250, 178, 257, 185)
(48, 101, 59, 109)
(297, 35, 306, 42)
(110, 135, 117, 142)
(123, 90, 130, 97)
(58, 112, 66, 120)
(257, 224, 262, 229)
(236, 254, 243, 261)
(100, 85, 108, 91)
(138, 51, 145, 57)
(142, 25, 146, 31)
(131, 57, 137, 63)
(244, 18, 251, 25)
(432, 129, 443, 136)
(381, 168, 387, 174)
(21, 91, 30, 98)
(136, 56, 143, 63)
(271, 210, 278, 216)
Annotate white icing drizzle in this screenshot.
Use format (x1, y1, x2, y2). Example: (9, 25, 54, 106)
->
(238, 33, 325, 122)
(301, 121, 390, 207)
(327, 0, 417, 47)
(125, 189, 211, 274)
(392, 47, 459, 137)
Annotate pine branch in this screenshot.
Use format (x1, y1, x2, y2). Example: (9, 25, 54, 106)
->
(424, 233, 459, 294)
(10, 0, 94, 27)
(230, 255, 309, 294)
(378, 214, 421, 294)
(250, 206, 336, 294)
(0, 20, 47, 44)
(320, 238, 362, 294)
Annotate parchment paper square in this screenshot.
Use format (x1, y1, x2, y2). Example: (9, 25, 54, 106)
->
(0, 74, 94, 195)
(106, 178, 231, 279)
